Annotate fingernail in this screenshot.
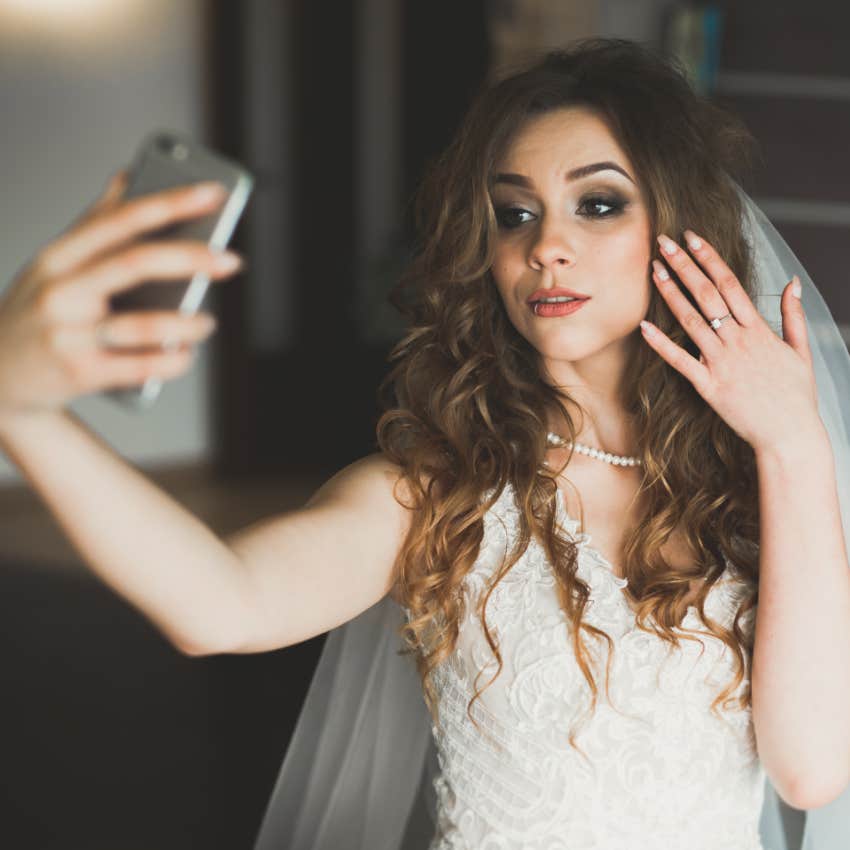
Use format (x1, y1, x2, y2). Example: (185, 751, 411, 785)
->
(200, 315, 217, 332)
(684, 229, 702, 250)
(212, 250, 243, 272)
(192, 181, 228, 203)
(792, 276, 802, 298)
(657, 234, 677, 255)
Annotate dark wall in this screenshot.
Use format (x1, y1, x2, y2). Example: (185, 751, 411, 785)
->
(716, 3, 850, 329)
(206, 0, 490, 481)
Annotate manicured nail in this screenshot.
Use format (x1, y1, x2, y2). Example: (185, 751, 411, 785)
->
(192, 182, 228, 203)
(657, 234, 677, 255)
(684, 229, 702, 250)
(792, 276, 802, 298)
(212, 250, 243, 271)
(652, 259, 670, 280)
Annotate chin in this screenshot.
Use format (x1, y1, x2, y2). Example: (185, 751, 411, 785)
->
(536, 330, 634, 362)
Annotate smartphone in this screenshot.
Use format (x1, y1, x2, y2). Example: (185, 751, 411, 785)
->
(104, 129, 254, 411)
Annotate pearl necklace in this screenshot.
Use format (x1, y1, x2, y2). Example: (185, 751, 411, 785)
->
(546, 430, 642, 467)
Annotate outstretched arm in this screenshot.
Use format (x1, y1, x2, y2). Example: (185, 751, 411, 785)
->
(223, 451, 413, 653)
(0, 407, 410, 656)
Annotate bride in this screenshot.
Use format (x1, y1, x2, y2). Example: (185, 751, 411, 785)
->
(1, 37, 849, 850)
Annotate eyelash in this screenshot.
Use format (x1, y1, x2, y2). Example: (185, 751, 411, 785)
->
(494, 195, 627, 230)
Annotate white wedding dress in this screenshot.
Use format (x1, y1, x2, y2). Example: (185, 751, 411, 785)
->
(417, 480, 764, 850)
(252, 181, 847, 850)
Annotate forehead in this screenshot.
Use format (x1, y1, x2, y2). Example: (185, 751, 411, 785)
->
(495, 107, 629, 175)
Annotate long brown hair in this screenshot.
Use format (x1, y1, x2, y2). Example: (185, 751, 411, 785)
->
(375, 37, 762, 756)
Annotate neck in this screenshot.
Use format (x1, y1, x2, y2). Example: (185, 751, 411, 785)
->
(548, 415, 638, 459)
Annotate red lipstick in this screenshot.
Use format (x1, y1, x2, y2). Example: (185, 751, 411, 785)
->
(530, 299, 589, 317)
(526, 287, 590, 303)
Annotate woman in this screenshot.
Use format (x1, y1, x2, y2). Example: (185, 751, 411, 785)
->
(255, 39, 850, 850)
(0, 37, 848, 849)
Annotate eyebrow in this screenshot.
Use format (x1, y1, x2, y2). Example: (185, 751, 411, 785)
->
(492, 161, 634, 188)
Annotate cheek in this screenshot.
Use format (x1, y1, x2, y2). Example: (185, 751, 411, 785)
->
(612, 239, 653, 309)
(492, 242, 518, 273)
(490, 245, 523, 296)
(621, 271, 653, 322)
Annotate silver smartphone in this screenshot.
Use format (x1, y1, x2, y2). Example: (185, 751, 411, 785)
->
(105, 129, 254, 411)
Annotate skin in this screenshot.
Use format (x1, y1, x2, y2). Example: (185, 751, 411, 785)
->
(489, 106, 653, 457)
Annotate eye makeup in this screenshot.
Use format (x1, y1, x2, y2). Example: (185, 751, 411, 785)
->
(492, 191, 629, 230)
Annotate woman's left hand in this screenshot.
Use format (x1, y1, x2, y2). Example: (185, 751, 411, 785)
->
(640, 229, 822, 452)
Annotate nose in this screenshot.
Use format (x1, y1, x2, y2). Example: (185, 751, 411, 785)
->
(527, 217, 576, 271)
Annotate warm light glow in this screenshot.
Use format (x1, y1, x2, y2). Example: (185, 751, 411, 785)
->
(0, 0, 149, 45)
(1, 0, 114, 13)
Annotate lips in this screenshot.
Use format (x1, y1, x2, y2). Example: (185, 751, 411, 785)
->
(529, 298, 589, 317)
(526, 287, 590, 303)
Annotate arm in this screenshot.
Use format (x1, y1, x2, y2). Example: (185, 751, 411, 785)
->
(0, 407, 254, 655)
(752, 420, 850, 809)
(0, 407, 410, 656)
(222, 451, 413, 653)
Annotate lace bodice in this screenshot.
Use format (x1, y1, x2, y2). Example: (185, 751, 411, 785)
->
(422, 482, 764, 850)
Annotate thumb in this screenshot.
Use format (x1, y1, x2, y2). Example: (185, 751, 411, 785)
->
(91, 167, 129, 211)
(72, 168, 130, 227)
(781, 276, 812, 367)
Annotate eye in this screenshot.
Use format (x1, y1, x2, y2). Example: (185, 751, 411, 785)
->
(494, 194, 627, 230)
(577, 194, 626, 219)
(494, 206, 534, 230)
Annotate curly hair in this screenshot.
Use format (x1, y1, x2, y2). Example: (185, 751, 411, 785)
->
(374, 37, 763, 758)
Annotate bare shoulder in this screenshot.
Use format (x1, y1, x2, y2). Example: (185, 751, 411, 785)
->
(222, 451, 425, 653)
(301, 452, 429, 609)
(303, 451, 417, 530)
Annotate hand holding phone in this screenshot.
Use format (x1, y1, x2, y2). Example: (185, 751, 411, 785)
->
(0, 163, 245, 422)
(104, 129, 254, 409)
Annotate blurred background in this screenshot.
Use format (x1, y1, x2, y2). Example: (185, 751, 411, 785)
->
(0, 0, 847, 847)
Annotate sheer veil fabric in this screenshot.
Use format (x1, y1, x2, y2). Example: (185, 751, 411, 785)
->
(251, 184, 850, 850)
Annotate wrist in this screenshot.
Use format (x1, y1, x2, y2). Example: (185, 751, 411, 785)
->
(0, 405, 64, 438)
(753, 418, 832, 465)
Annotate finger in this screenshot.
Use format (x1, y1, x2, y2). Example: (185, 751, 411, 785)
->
(639, 319, 712, 395)
(44, 240, 242, 322)
(676, 230, 761, 327)
(91, 310, 218, 351)
(656, 232, 736, 337)
(35, 180, 229, 280)
(651, 258, 724, 361)
(781, 276, 812, 368)
(46, 311, 215, 356)
(97, 345, 197, 391)
(70, 168, 131, 229)
(91, 168, 130, 213)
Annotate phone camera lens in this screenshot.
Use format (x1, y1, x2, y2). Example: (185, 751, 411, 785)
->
(154, 136, 188, 161)
(154, 135, 175, 154)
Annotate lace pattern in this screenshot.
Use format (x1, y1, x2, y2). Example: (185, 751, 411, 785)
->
(419, 482, 764, 850)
